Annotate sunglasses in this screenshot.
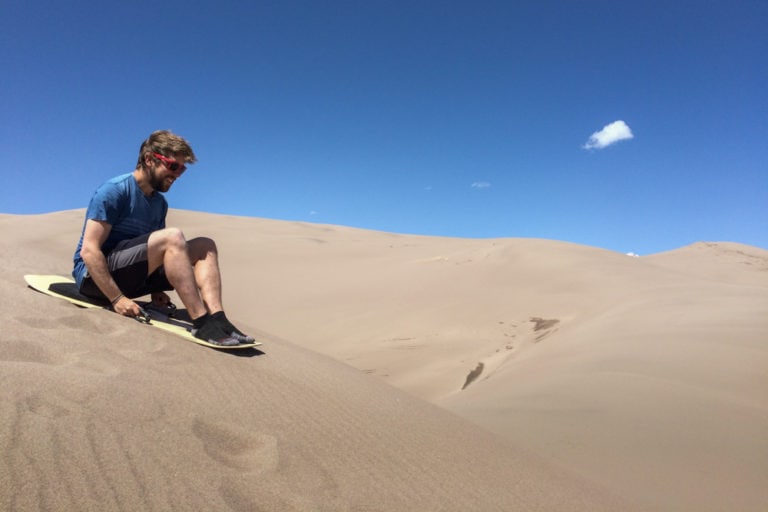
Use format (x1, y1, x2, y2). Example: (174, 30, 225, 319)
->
(152, 153, 186, 173)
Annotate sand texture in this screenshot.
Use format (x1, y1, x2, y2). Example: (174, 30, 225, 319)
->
(2, 209, 766, 511)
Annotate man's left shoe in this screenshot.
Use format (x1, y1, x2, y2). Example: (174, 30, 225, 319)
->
(144, 301, 177, 320)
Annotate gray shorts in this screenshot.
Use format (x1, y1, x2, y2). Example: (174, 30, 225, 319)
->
(80, 233, 173, 300)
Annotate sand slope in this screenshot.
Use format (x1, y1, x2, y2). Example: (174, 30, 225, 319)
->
(442, 243, 768, 510)
(2, 210, 633, 511)
(3, 208, 766, 510)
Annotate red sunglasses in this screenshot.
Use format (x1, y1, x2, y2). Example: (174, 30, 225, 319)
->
(152, 153, 186, 173)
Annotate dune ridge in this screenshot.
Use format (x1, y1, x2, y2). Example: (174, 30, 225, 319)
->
(2, 209, 766, 510)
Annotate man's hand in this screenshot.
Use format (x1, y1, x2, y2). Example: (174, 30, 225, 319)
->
(113, 296, 142, 317)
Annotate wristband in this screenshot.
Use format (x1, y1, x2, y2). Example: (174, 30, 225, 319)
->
(111, 293, 124, 306)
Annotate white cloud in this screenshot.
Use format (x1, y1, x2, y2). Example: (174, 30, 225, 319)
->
(583, 120, 634, 150)
(471, 181, 491, 189)
(626, 252, 640, 258)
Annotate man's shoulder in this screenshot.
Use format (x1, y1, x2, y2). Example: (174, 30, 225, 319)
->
(86, 173, 136, 219)
(102, 172, 135, 188)
(93, 173, 135, 198)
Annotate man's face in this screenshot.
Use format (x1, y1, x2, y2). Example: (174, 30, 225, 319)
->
(148, 153, 186, 192)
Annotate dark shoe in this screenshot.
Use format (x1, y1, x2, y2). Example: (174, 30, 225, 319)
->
(144, 301, 177, 321)
(212, 312, 256, 343)
(191, 315, 240, 346)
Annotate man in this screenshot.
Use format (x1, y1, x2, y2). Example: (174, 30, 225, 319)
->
(72, 130, 252, 346)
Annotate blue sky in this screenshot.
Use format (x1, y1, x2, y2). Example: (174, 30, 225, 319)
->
(2, 1, 766, 255)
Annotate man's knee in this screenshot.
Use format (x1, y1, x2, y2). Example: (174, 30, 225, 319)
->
(153, 227, 187, 250)
(147, 228, 189, 271)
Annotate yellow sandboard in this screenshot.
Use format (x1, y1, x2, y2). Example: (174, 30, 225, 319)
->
(24, 274, 261, 350)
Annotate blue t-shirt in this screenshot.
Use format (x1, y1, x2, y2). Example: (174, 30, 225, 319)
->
(72, 173, 168, 287)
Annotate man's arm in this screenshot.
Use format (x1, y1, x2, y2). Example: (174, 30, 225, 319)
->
(80, 219, 140, 317)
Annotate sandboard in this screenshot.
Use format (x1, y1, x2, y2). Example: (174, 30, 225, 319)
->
(24, 274, 261, 350)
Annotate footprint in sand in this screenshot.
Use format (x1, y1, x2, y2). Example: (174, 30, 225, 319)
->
(24, 393, 72, 419)
(192, 418, 279, 475)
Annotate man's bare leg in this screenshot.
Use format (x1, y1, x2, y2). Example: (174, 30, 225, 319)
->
(147, 228, 209, 320)
(187, 237, 224, 314)
(187, 236, 253, 342)
(147, 228, 250, 344)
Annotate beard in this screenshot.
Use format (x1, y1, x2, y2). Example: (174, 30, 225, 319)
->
(148, 167, 173, 192)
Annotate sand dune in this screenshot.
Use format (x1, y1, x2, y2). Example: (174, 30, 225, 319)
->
(2, 209, 766, 510)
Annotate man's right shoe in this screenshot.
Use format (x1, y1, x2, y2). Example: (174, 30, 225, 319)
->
(212, 311, 256, 343)
(191, 315, 241, 347)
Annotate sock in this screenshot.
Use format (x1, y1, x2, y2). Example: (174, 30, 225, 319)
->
(212, 311, 254, 342)
(191, 313, 239, 346)
(211, 311, 235, 331)
(192, 313, 212, 330)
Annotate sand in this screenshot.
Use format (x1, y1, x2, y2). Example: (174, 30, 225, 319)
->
(2, 208, 766, 511)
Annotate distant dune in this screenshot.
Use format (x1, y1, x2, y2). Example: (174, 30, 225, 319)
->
(2, 209, 766, 511)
